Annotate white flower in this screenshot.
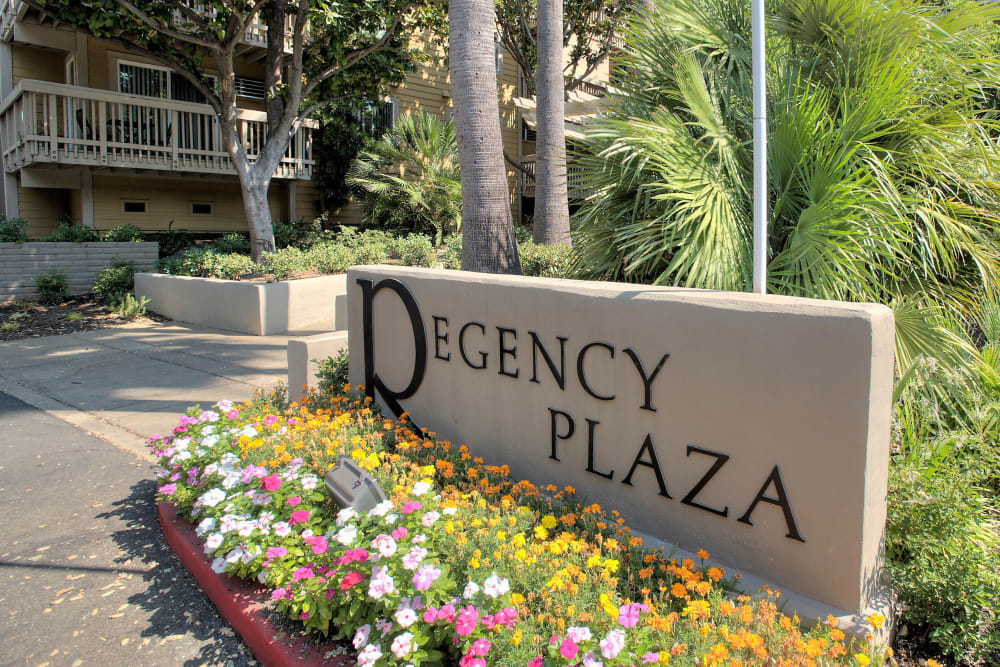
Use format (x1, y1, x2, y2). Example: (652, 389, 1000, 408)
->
(218, 452, 239, 475)
(368, 500, 393, 518)
(210, 557, 226, 574)
(154, 467, 168, 479)
(202, 424, 217, 433)
(171, 450, 192, 463)
(336, 524, 357, 546)
(215, 400, 233, 412)
(353, 624, 371, 649)
(300, 474, 319, 491)
(257, 571, 267, 584)
(219, 515, 239, 534)
(384, 513, 398, 525)
(401, 547, 427, 571)
(203, 463, 218, 478)
(462, 581, 480, 599)
(239, 426, 257, 438)
(421, 511, 440, 527)
(336, 507, 358, 526)
(201, 435, 220, 448)
(442, 506, 458, 516)
(204, 532, 223, 551)
(390, 631, 414, 658)
(372, 534, 397, 558)
(194, 447, 206, 457)
(225, 547, 244, 564)
(368, 567, 396, 600)
(237, 520, 256, 537)
(173, 437, 192, 450)
(357, 644, 382, 667)
(199, 488, 227, 507)
(196, 517, 216, 536)
(221, 472, 241, 489)
(567, 626, 592, 643)
(394, 608, 417, 628)
(411, 481, 432, 496)
(272, 521, 291, 538)
(482, 573, 510, 599)
(412, 533, 427, 544)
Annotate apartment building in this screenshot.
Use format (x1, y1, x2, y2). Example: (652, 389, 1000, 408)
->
(0, 0, 611, 238)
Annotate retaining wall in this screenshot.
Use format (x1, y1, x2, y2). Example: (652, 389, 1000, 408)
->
(0, 242, 159, 302)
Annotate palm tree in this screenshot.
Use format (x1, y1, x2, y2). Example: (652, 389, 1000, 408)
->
(449, 0, 523, 273)
(533, 0, 572, 246)
(572, 0, 1000, 370)
(348, 111, 461, 246)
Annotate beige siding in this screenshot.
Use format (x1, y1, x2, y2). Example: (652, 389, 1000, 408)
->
(18, 180, 72, 238)
(295, 180, 321, 221)
(90, 174, 281, 232)
(12, 44, 64, 85)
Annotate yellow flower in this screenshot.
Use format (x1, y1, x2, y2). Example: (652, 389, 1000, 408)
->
(854, 655, 870, 666)
(541, 515, 558, 530)
(926, 660, 940, 667)
(534, 526, 549, 540)
(511, 593, 524, 605)
(865, 613, 885, 630)
(603, 559, 619, 573)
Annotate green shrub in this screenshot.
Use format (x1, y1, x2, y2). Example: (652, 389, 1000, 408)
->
(111, 293, 149, 321)
(1, 321, 19, 332)
(33, 269, 69, 305)
(210, 232, 251, 254)
(338, 227, 391, 264)
(147, 222, 195, 257)
(273, 217, 333, 249)
(155, 247, 257, 280)
(43, 221, 99, 242)
(65, 312, 83, 322)
(92, 260, 136, 301)
(0, 217, 29, 242)
(442, 233, 463, 270)
(390, 234, 435, 267)
(517, 241, 573, 278)
(100, 225, 144, 242)
(262, 246, 312, 281)
(307, 242, 355, 274)
(314, 349, 349, 397)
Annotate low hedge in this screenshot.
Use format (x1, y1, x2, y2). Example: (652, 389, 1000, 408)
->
(153, 383, 882, 666)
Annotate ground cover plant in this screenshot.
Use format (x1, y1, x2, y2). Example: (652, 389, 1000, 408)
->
(153, 380, 885, 665)
(0, 295, 162, 341)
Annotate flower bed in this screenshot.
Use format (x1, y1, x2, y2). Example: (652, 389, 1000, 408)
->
(152, 388, 884, 665)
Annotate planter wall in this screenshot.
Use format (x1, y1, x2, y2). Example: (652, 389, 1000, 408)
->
(0, 241, 159, 303)
(135, 272, 348, 336)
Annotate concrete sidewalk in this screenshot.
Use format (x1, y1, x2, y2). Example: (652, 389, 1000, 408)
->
(0, 322, 298, 460)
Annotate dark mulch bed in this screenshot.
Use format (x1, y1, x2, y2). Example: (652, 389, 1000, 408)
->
(0, 294, 165, 341)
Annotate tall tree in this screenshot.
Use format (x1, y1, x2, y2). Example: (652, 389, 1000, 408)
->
(496, 0, 632, 95)
(450, 0, 522, 272)
(34, 0, 445, 262)
(533, 0, 571, 245)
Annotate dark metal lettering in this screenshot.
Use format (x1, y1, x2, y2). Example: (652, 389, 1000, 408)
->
(621, 434, 671, 498)
(497, 327, 519, 378)
(458, 322, 488, 370)
(576, 342, 615, 401)
(432, 315, 450, 361)
(529, 331, 567, 390)
(680, 445, 730, 517)
(585, 418, 614, 479)
(623, 348, 670, 412)
(548, 408, 575, 461)
(737, 466, 805, 543)
(357, 277, 427, 422)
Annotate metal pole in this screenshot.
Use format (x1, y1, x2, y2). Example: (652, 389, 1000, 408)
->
(751, 0, 767, 294)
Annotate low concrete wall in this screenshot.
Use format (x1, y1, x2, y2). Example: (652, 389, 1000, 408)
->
(0, 242, 159, 303)
(287, 331, 349, 402)
(135, 273, 348, 336)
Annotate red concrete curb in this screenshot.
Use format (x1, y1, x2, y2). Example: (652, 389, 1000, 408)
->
(158, 502, 352, 667)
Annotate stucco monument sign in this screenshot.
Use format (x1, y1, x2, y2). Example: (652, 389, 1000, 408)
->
(347, 266, 894, 623)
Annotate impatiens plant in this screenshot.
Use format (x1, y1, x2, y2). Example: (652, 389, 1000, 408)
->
(152, 391, 883, 665)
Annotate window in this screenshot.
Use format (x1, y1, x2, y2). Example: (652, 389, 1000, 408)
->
(191, 202, 213, 216)
(121, 200, 149, 215)
(118, 61, 215, 104)
(357, 99, 396, 137)
(235, 77, 266, 100)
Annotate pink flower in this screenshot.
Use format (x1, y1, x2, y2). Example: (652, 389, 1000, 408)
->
(226, 409, 239, 419)
(470, 638, 491, 657)
(600, 630, 625, 659)
(391, 526, 407, 541)
(412, 565, 441, 591)
(459, 657, 486, 667)
(455, 605, 478, 637)
(270, 587, 286, 601)
(480, 615, 496, 630)
(265, 546, 288, 559)
(339, 571, 362, 590)
(304, 536, 328, 555)
(618, 602, 646, 629)
(560, 638, 579, 660)
(288, 510, 310, 525)
(263, 415, 278, 426)
(495, 607, 519, 629)
(260, 474, 281, 491)
(437, 604, 456, 623)
(528, 659, 544, 667)
(158, 483, 177, 495)
(291, 567, 314, 583)
(400, 501, 422, 514)
(286, 496, 301, 507)
(422, 607, 438, 623)
(642, 654, 660, 663)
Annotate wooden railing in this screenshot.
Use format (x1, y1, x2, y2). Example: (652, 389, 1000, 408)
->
(520, 155, 586, 200)
(0, 80, 315, 179)
(177, 1, 297, 51)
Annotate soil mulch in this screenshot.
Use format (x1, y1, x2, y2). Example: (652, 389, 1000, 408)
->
(0, 294, 166, 342)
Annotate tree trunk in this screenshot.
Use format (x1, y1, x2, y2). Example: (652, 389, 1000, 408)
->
(263, 0, 285, 136)
(533, 0, 571, 246)
(242, 175, 277, 262)
(450, 0, 522, 274)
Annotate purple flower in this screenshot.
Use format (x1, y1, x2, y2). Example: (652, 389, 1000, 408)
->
(158, 483, 177, 495)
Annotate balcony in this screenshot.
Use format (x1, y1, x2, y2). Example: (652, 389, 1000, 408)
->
(0, 80, 315, 180)
(520, 154, 585, 199)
